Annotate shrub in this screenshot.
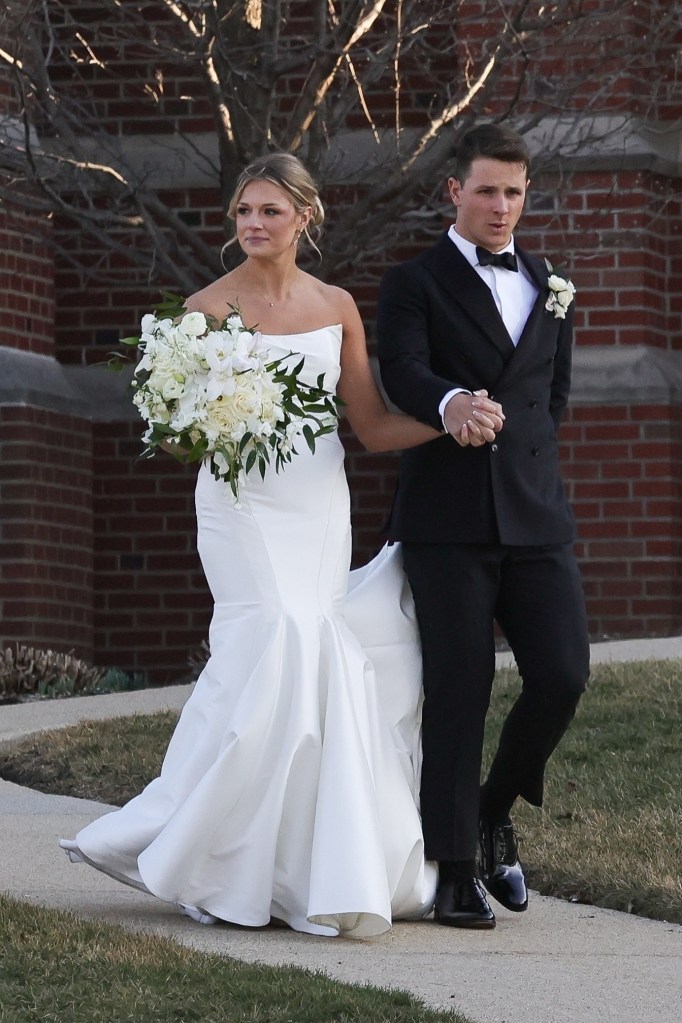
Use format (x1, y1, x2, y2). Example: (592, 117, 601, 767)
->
(0, 644, 105, 702)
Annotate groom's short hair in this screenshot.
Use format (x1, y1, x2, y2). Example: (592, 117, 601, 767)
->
(454, 124, 531, 182)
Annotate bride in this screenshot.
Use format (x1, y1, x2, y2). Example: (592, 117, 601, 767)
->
(60, 153, 497, 937)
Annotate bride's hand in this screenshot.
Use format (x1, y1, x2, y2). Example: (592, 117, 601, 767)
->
(443, 390, 504, 447)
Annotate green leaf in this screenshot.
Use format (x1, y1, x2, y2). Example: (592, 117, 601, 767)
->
(302, 424, 316, 453)
(154, 291, 187, 320)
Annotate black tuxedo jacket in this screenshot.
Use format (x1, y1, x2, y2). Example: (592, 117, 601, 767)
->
(377, 232, 577, 546)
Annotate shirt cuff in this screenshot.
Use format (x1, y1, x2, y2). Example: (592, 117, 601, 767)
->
(439, 388, 472, 432)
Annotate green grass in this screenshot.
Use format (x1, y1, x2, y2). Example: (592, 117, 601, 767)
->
(1, 660, 680, 924)
(0, 895, 469, 1023)
(485, 659, 682, 923)
(0, 711, 178, 806)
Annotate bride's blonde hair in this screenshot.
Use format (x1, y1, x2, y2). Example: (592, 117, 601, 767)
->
(222, 153, 324, 265)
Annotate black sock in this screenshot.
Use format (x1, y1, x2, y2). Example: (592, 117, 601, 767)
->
(479, 783, 513, 826)
(439, 859, 477, 882)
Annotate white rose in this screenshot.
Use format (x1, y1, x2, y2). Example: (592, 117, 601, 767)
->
(204, 395, 241, 439)
(179, 311, 207, 337)
(261, 400, 282, 425)
(232, 385, 260, 419)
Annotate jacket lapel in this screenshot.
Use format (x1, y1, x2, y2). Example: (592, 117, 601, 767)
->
(495, 246, 558, 389)
(423, 233, 516, 362)
(516, 244, 549, 292)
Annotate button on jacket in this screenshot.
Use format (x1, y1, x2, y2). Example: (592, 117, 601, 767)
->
(377, 232, 576, 547)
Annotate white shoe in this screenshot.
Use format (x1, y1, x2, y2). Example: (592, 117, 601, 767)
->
(178, 902, 218, 926)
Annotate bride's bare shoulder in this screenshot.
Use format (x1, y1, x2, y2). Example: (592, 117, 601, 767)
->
(184, 275, 238, 321)
(308, 277, 358, 321)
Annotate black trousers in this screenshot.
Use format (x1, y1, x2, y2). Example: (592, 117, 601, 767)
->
(402, 541, 590, 862)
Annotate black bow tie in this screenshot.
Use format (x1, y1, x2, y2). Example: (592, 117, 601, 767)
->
(476, 247, 518, 272)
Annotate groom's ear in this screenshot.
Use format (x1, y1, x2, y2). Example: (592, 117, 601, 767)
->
(447, 177, 462, 207)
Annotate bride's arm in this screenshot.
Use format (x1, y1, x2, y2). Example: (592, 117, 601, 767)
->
(336, 290, 440, 452)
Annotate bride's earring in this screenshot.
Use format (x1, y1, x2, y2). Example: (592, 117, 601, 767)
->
(294, 218, 309, 246)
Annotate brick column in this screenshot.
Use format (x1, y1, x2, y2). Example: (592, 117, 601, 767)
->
(0, 205, 95, 660)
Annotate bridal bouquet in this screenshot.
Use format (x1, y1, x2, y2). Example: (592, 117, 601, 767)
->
(122, 293, 340, 500)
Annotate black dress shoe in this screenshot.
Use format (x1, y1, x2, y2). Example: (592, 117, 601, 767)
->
(478, 820, 529, 912)
(434, 876, 496, 929)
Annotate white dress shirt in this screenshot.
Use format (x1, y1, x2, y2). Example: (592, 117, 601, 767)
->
(438, 226, 539, 424)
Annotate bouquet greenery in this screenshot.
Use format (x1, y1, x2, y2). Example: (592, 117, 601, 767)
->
(123, 293, 340, 500)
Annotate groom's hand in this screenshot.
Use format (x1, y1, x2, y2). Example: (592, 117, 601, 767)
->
(443, 390, 505, 448)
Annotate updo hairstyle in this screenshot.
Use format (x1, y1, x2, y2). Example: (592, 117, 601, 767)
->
(223, 152, 324, 261)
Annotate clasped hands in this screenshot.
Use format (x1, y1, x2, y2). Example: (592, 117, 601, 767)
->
(443, 390, 505, 448)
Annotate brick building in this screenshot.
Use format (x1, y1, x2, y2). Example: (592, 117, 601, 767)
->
(1, 2, 680, 682)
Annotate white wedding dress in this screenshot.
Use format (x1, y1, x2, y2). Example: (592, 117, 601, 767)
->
(61, 324, 437, 937)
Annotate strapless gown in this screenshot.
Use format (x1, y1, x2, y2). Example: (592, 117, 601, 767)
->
(61, 324, 437, 937)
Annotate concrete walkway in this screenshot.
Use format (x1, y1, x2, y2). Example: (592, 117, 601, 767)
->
(1, 636, 681, 1023)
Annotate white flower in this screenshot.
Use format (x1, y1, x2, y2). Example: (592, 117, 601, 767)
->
(126, 300, 340, 500)
(205, 375, 237, 402)
(544, 262, 576, 320)
(178, 311, 207, 336)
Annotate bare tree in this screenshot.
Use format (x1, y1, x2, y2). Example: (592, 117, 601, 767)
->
(0, 0, 676, 292)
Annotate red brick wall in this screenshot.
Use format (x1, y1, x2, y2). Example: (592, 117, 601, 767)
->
(0, 206, 54, 356)
(0, 406, 94, 658)
(92, 420, 211, 683)
(53, 188, 223, 365)
(523, 169, 680, 353)
(562, 404, 681, 638)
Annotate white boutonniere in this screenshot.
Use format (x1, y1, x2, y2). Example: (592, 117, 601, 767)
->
(544, 258, 576, 319)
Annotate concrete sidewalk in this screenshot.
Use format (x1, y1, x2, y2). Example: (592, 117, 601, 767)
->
(1, 636, 681, 1023)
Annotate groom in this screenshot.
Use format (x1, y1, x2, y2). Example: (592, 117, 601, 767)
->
(377, 123, 590, 929)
